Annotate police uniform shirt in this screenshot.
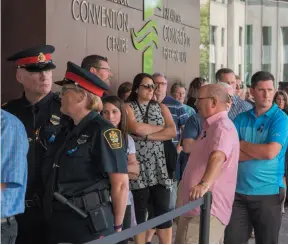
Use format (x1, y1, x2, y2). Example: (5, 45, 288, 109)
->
(2, 92, 65, 198)
(43, 110, 128, 198)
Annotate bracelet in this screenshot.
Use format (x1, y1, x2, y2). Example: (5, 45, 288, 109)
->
(113, 224, 123, 230)
(199, 180, 210, 190)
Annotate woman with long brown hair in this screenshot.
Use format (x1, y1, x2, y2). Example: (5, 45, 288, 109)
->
(102, 95, 139, 243)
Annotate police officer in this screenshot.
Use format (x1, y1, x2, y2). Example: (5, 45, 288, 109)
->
(2, 45, 66, 243)
(42, 61, 129, 243)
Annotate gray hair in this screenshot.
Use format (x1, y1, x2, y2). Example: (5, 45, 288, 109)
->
(152, 72, 167, 81)
(170, 82, 186, 94)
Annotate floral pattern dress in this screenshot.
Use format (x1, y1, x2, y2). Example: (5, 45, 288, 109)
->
(128, 101, 172, 190)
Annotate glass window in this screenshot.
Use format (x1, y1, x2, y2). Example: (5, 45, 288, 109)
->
(239, 26, 243, 46)
(246, 25, 253, 45)
(210, 26, 217, 45)
(262, 26, 272, 46)
(221, 28, 225, 47)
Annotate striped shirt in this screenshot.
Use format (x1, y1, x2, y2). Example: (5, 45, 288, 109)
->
(1, 110, 28, 218)
(162, 96, 188, 145)
(228, 95, 253, 121)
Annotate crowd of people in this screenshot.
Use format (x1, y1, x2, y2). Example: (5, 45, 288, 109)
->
(1, 44, 288, 244)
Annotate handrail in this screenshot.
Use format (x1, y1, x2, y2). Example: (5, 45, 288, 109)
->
(86, 192, 212, 244)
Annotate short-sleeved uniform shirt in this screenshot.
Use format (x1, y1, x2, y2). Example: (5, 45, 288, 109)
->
(182, 111, 240, 225)
(42, 111, 128, 198)
(162, 96, 188, 145)
(1, 110, 28, 218)
(234, 104, 288, 195)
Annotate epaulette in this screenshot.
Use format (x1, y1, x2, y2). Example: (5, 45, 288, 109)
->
(1, 98, 22, 110)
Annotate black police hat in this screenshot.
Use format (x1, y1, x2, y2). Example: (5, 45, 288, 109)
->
(7, 45, 56, 72)
(55, 61, 109, 97)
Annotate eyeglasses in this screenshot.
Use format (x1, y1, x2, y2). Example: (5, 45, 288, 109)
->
(61, 87, 78, 94)
(196, 97, 214, 101)
(156, 82, 167, 87)
(236, 84, 244, 89)
(139, 84, 156, 90)
(94, 67, 112, 73)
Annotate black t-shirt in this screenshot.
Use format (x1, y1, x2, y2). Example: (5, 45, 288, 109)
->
(43, 110, 128, 198)
(2, 92, 66, 198)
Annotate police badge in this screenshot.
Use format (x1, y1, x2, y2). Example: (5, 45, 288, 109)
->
(37, 52, 46, 62)
(77, 135, 89, 145)
(50, 115, 60, 126)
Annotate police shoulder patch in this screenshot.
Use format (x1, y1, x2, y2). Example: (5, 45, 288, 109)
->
(104, 128, 122, 149)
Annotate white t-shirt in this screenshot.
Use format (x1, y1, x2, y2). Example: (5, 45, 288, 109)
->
(127, 134, 136, 155)
(127, 134, 136, 206)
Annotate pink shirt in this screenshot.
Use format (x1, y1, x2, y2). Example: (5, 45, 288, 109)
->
(182, 111, 239, 225)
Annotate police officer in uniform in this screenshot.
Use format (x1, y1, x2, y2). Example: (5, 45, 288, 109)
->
(42, 61, 129, 243)
(2, 45, 66, 243)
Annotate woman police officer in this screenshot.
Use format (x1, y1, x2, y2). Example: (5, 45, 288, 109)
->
(42, 62, 129, 243)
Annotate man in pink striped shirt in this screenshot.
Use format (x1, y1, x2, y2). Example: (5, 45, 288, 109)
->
(175, 84, 240, 244)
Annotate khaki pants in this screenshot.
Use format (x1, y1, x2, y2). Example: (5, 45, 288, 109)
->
(175, 215, 225, 244)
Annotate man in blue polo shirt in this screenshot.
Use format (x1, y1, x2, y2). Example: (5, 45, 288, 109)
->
(224, 71, 288, 244)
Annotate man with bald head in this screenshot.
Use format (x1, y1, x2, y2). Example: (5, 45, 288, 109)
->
(175, 84, 240, 244)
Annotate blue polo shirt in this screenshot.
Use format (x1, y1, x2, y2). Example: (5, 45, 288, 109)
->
(234, 104, 288, 195)
(162, 96, 188, 145)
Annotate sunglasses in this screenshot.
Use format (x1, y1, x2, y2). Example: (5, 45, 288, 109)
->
(139, 84, 156, 90)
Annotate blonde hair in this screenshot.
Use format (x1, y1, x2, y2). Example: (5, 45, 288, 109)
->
(85, 91, 103, 111)
(71, 84, 103, 111)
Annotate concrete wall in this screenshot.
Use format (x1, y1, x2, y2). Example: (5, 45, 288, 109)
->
(1, 0, 46, 102)
(1, 0, 200, 101)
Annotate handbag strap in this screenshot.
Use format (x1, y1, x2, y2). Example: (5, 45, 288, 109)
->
(135, 100, 151, 124)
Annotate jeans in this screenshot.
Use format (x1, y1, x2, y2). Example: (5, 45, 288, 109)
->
(1, 217, 18, 244)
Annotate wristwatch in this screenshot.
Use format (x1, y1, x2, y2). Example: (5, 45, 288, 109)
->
(198, 180, 210, 190)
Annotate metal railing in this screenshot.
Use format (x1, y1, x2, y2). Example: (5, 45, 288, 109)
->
(86, 192, 212, 244)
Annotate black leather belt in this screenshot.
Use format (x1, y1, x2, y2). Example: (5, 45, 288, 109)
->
(52, 190, 111, 211)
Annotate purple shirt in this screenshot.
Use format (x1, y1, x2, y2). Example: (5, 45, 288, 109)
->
(181, 111, 239, 225)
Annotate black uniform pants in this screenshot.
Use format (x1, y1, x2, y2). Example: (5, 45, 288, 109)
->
(46, 203, 115, 244)
(224, 190, 284, 244)
(15, 208, 47, 244)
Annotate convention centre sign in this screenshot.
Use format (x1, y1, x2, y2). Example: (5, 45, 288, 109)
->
(71, 0, 193, 74)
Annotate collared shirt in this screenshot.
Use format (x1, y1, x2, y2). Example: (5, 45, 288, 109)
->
(2, 92, 66, 198)
(182, 113, 202, 141)
(182, 111, 239, 225)
(1, 110, 28, 218)
(229, 95, 253, 121)
(43, 110, 128, 198)
(183, 104, 196, 117)
(234, 104, 288, 195)
(162, 96, 188, 145)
